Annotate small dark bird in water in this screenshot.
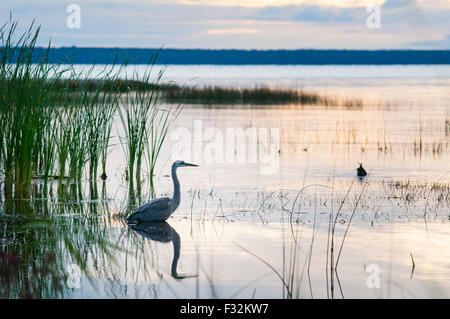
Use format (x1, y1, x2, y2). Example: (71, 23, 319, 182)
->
(357, 163, 367, 177)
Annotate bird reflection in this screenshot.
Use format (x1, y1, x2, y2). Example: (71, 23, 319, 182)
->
(129, 222, 196, 279)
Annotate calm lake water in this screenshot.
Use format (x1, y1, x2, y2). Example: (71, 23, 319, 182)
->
(1, 64, 449, 298)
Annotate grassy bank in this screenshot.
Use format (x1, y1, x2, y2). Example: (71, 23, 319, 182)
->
(163, 85, 365, 107)
(52, 79, 365, 107)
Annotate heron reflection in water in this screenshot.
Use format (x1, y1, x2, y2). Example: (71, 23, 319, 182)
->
(129, 222, 196, 279)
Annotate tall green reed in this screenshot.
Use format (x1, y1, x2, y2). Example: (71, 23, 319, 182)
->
(1, 19, 180, 203)
(0, 20, 60, 199)
(118, 56, 180, 190)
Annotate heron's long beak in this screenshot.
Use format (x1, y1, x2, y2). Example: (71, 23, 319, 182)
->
(183, 162, 198, 167)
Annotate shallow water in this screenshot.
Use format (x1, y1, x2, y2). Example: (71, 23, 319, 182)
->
(43, 220, 450, 299)
(1, 65, 449, 298)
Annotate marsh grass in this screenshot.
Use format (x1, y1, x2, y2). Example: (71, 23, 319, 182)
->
(0, 20, 177, 202)
(0, 20, 61, 199)
(75, 65, 120, 182)
(445, 116, 450, 137)
(118, 58, 181, 190)
(118, 64, 160, 187)
(162, 85, 365, 107)
(59, 81, 368, 107)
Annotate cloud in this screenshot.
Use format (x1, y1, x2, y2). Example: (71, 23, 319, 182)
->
(206, 28, 260, 35)
(247, 5, 365, 23)
(382, 0, 418, 8)
(0, 0, 448, 49)
(408, 34, 450, 49)
(181, 0, 386, 8)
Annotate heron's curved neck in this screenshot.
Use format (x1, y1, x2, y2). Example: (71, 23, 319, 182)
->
(172, 166, 180, 210)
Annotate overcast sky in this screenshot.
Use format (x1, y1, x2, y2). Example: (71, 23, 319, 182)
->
(1, 0, 449, 49)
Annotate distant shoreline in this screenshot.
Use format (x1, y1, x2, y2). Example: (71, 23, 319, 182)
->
(27, 48, 450, 65)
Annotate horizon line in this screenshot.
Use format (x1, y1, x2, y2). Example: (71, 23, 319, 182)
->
(34, 46, 450, 52)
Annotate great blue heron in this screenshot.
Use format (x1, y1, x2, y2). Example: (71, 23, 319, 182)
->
(129, 221, 196, 279)
(357, 163, 367, 177)
(127, 160, 198, 223)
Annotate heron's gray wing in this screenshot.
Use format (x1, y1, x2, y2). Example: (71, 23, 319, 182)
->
(135, 197, 172, 213)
